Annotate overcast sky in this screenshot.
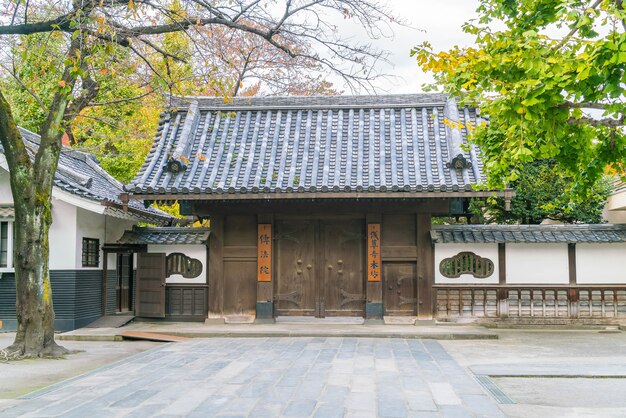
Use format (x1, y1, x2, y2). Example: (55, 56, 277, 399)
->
(331, 0, 481, 94)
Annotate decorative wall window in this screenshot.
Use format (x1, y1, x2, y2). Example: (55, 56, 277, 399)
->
(166, 253, 202, 278)
(0, 221, 13, 269)
(82, 238, 100, 267)
(439, 251, 494, 278)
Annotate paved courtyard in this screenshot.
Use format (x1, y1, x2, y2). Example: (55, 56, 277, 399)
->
(2, 330, 626, 417)
(1, 337, 504, 418)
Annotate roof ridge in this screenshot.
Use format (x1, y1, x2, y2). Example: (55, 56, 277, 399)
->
(168, 93, 451, 111)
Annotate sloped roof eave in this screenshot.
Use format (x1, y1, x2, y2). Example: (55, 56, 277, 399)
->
(125, 189, 512, 201)
(127, 94, 493, 198)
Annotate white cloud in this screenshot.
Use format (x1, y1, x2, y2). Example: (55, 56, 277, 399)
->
(328, 0, 480, 94)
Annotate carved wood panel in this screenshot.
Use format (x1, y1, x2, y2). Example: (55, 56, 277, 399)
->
(383, 262, 417, 316)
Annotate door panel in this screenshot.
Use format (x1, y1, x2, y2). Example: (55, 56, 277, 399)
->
(275, 221, 316, 316)
(323, 220, 365, 316)
(383, 262, 417, 316)
(136, 253, 166, 318)
(117, 253, 132, 312)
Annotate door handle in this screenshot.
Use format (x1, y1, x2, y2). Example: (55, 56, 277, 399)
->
(328, 265, 333, 270)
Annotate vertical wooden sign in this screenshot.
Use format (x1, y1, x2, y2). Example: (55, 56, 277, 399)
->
(258, 224, 272, 282)
(367, 224, 381, 282)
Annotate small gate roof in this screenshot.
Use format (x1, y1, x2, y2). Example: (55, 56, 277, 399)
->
(431, 224, 626, 244)
(127, 94, 505, 200)
(117, 226, 210, 245)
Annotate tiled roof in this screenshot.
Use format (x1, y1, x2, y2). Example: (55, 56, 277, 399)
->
(117, 226, 210, 245)
(0, 128, 173, 225)
(431, 224, 626, 244)
(127, 94, 491, 197)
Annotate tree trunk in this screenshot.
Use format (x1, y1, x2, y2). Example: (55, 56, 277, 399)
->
(0, 90, 69, 358)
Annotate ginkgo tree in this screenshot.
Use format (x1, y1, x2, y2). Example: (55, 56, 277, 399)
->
(0, 0, 397, 358)
(412, 0, 626, 196)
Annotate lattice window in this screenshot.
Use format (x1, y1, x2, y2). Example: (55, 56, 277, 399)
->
(439, 251, 494, 278)
(166, 252, 202, 278)
(82, 238, 100, 267)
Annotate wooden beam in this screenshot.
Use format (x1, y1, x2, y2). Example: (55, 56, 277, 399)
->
(497, 243, 508, 318)
(416, 213, 434, 320)
(208, 214, 224, 318)
(568, 243, 579, 318)
(193, 199, 452, 216)
(568, 243, 577, 285)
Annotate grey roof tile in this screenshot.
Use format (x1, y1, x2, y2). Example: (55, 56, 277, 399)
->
(432, 224, 626, 244)
(1, 128, 173, 224)
(117, 226, 209, 245)
(128, 94, 488, 197)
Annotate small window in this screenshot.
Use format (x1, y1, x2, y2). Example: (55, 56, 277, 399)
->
(82, 238, 100, 267)
(439, 251, 494, 278)
(166, 253, 202, 278)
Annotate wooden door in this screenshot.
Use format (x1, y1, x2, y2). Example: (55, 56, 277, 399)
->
(274, 221, 317, 316)
(117, 253, 133, 312)
(136, 253, 166, 318)
(275, 219, 365, 317)
(383, 262, 417, 316)
(322, 220, 365, 317)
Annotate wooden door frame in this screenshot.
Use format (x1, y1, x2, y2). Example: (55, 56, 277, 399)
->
(116, 252, 134, 313)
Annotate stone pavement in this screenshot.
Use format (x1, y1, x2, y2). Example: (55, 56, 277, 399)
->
(57, 320, 497, 341)
(0, 337, 505, 418)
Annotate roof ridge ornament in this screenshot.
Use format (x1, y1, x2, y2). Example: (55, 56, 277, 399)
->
(443, 97, 471, 170)
(166, 100, 200, 173)
(57, 162, 93, 188)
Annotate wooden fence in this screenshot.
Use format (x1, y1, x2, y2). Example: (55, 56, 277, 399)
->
(434, 285, 626, 320)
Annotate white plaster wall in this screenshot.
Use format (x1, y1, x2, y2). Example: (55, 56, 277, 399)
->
(506, 243, 569, 284)
(75, 207, 105, 270)
(49, 198, 78, 270)
(0, 168, 13, 205)
(434, 243, 499, 284)
(105, 217, 136, 270)
(576, 243, 626, 284)
(147, 244, 207, 284)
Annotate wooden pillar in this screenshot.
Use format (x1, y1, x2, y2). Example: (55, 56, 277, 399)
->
(365, 214, 382, 319)
(416, 213, 434, 320)
(568, 243, 579, 318)
(208, 214, 224, 319)
(102, 250, 109, 316)
(497, 243, 509, 318)
(256, 214, 274, 320)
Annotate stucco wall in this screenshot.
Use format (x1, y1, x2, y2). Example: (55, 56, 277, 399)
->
(505, 243, 569, 284)
(75, 207, 105, 270)
(49, 198, 78, 270)
(576, 243, 626, 284)
(434, 243, 499, 284)
(147, 244, 207, 284)
(0, 169, 12, 205)
(105, 218, 136, 270)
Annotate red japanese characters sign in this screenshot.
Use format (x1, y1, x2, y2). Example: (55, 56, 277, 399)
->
(258, 224, 272, 282)
(367, 224, 381, 282)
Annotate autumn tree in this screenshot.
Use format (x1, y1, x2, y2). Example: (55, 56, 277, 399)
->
(412, 0, 626, 196)
(0, 0, 397, 358)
